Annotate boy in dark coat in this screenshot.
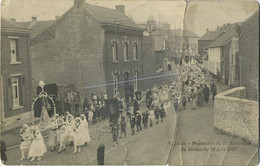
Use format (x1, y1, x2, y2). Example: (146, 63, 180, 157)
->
(182, 96, 187, 109)
(119, 116, 127, 138)
(130, 114, 136, 135)
(203, 84, 210, 103)
(159, 104, 165, 122)
(133, 99, 139, 116)
(154, 107, 160, 124)
(211, 83, 217, 101)
(136, 112, 142, 131)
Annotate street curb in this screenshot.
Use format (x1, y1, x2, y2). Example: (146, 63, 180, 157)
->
(166, 108, 179, 165)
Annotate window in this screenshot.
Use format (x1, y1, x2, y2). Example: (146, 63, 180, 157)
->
(133, 71, 138, 91)
(10, 39, 19, 64)
(123, 42, 129, 61)
(11, 76, 20, 108)
(112, 42, 118, 62)
(113, 73, 119, 96)
(133, 42, 138, 60)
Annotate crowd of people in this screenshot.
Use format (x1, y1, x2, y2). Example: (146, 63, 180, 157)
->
(178, 58, 218, 111)
(19, 112, 90, 162)
(14, 57, 220, 163)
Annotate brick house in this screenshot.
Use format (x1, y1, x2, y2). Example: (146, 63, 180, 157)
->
(17, 0, 155, 100)
(0, 19, 32, 131)
(239, 11, 259, 100)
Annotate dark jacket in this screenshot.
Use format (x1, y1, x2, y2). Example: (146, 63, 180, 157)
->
(1, 141, 7, 162)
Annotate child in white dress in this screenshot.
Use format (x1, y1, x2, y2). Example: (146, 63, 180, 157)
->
(65, 112, 76, 143)
(56, 118, 66, 153)
(28, 126, 47, 161)
(48, 118, 58, 151)
(20, 124, 32, 160)
(73, 117, 84, 153)
(80, 114, 91, 145)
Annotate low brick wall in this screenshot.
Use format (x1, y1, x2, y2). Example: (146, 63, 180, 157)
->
(214, 87, 259, 144)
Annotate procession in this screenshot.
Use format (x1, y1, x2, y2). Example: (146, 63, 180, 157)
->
(1, 0, 258, 165)
(16, 79, 181, 162)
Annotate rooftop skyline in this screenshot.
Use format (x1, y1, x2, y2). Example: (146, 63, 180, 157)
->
(1, 0, 258, 36)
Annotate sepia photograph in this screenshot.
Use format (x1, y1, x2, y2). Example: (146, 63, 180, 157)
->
(0, 0, 259, 165)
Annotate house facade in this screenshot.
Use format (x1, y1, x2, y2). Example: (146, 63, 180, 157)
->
(207, 23, 240, 85)
(0, 19, 32, 131)
(20, 0, 155, 100)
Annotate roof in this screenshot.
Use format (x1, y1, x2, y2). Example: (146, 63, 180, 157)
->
(16, 20, 55, 39)
(1, 18, 24, 29)
(199, 30, 222, 41)
(83, 3, 139, 28)
(15, 3, 140, 39)
(1, 18, 30, 34)
(207, 23, 239, 48)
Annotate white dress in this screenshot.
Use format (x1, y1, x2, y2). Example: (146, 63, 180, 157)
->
(65, 120, 76, 142)
(20, 129, 32, 150)
(28, 132, 47, 157)
(74, 124, 84, 146)
(81, 120, 91, 143)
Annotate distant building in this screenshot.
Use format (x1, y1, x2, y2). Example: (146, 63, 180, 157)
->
(239, 11, 259, 100)
(16, 0, 156, 100)
(0, 19, 32, 131)
(198, 26, 228, 58)
(140, 17, 199, 71)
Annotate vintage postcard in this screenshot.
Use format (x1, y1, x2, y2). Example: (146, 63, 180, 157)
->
(0, 0, 259, 165)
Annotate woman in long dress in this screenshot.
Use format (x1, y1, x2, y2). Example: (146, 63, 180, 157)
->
(28, 126, 47, 161)
(80, 114, 91, 145)
(40, 106, 50, 126)
(20, 124, 32, 160)
(73, 117, 84, 153)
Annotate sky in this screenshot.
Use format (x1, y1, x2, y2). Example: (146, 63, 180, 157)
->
(1, 0, 259, 37)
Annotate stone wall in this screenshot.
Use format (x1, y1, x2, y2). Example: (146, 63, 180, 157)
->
(239, 11, 259, 100)
(214, 87, 258, 144)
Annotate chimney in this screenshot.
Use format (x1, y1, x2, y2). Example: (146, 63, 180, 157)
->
(55, 16, 60, 20)
(10, 18, 16, 23)
(217, 26, 219, 29)
(32, 16, 37, 22)
(74, 0, 85, 8)
(206, 28, 209, 32)
(115, 5, 125, 13)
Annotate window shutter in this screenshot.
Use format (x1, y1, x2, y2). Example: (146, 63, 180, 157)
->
(18, 76, 23, 106)
(7, 84, 13, 110)
(16, 40, 19, 62)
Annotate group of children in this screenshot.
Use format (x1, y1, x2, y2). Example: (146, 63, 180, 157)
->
(110, 84, 173, 147)
(19, 111, 91, 162)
